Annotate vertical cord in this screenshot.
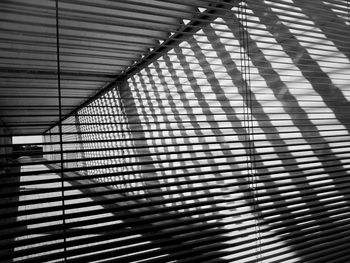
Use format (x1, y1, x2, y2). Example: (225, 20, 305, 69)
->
(55, 0, 67, 260)
(238, 0, 249, 177)
(244, 3, 262, 260)
(238, 1, 262, 261)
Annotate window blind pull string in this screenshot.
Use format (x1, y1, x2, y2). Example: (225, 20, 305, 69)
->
(55, 0, 67, 260)
(239, 1, 262, 261)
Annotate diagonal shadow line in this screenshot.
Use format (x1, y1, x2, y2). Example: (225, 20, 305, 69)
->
(100, 90, 127, 179)
(185, 30, 350, 260)
(99, 95, 113, 168)
(219, 12, 350, 207)
(40, 162, 234, 263)
(77, 98, 108, 175)
(193, 23, 349, 244)
(64, 116, 83, 172)
(172, 44, 255, 204)
(203, 24, 311, 170)
(63, 81, 241, 261)
(248, 0, 350, 132)
(114, 80, 260, 261)
(203, 21, 334, 221)
(140, 68, 188, 198)
(98, 95, 114, 167)
(74, 114, 87, 173)
(185, 33, 305, 206)
(117, 79, 235, 262)
(119, 75, 246, 262)
(79, 104, 99, 176)
(89, 101, 106, 175)
(160, 52, 226, 207)
(293, 0, 350, 62)
(243, 0, 350, 260)
(183, 35, 275, 255)
(118, 81, 164, 201)
(142, 64, 190, 202)
(112, 87, 141, 187)
(0, 159, 24, 262)
(151, 59, 216, 208)
(77, 109, 91, 174)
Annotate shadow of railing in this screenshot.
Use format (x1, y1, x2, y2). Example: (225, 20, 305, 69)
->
(39, 1, 350, 262)
(245, 1, 350, 261)
(44, 162, 235, 262)
(293, 0, 350, 62)
(115, 1, 350, 261)
(248, 0, 350, 131)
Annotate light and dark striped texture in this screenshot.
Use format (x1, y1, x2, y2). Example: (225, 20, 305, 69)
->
(1, 0, 350, 262)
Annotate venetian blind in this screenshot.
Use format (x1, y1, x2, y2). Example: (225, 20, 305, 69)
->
(1, 0, 350, 262)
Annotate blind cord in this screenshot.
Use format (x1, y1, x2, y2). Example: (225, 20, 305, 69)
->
(55, 0, 67, 260)
(238, 1, 262, 261)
